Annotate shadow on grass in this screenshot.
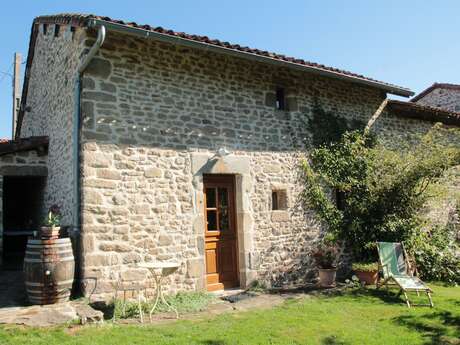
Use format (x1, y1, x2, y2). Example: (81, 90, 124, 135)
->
(199, 341, 227, 345)
(346, 287, 405, 305)
(393, 311, 460, 345)
(90, 301, 115, 320)
(268, 282, 411, 306)
(321, 336, 351, 345)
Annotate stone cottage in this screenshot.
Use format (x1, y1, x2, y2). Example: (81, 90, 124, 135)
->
(0, 14, 458, 298)
(411, 83, 460, 112)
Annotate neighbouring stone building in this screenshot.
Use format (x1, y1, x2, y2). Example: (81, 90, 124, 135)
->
(411, 83, 460, 112)
(0, 14, 458, 299)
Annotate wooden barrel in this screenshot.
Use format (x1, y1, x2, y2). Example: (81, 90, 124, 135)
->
(24, 238, 75, 305)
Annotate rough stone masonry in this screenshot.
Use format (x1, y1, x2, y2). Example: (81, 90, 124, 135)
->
(77, 30, 387, 298)
(16, 21, 458, 300)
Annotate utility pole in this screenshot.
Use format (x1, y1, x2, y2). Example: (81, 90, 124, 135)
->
(12, 52, 21, 139)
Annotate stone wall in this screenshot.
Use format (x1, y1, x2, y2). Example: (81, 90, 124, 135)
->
(17, 22, 460, 298)
(78, 31, 386, 297)
(0, 149, 47, 265)
(414, 87, 460, 112)
(20, 24, 86, 226)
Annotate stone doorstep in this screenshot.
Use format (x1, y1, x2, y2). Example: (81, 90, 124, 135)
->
(0, 301, 103, 327)
(210, 288, 245, 298)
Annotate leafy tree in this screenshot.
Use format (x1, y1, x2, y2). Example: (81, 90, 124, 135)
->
(301, 125, 460, 282)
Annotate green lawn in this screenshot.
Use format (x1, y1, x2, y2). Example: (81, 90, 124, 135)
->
(0, 284, 458, 345)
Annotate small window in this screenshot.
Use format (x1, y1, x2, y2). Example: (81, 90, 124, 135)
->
(272, 191, 279, 210)
(275, 87, 285, 110)
(54, 24, 60, 37)
(43, 24, 48, 35)
(70, 26, 76, 39)
(272, 190, 288, 210)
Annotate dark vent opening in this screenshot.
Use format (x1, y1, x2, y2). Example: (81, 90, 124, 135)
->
(276, 87, 285, 110)
(272, 191, 279, 210)
(54, 24, 60, 37)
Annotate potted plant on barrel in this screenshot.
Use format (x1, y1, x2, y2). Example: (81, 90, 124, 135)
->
(312, 241, 340, 287)
(40, 204, 61, 239)
(352, 262, 379, 286)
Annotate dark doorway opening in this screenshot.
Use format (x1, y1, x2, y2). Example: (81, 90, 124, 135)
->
(2, 176, 45, 270)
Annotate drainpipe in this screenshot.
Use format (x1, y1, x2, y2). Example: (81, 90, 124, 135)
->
(73, 25, 106, 230)
(78, 25, 106, 74)
(72, 24, 105, 293)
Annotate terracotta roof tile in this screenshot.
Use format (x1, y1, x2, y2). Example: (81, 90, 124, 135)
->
(16, 13, 413, 139)
(32, 13, 411, 96)
(388, 100, 460, 126)
(411, 83, 460, 102)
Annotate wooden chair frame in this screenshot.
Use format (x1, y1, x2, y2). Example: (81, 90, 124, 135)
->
(376, 242, 433, 308)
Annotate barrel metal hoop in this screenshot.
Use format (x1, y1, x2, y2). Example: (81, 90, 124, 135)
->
(25, 279, 74, 287)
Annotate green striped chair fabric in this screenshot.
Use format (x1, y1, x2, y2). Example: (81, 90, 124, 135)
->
(377, 242, 407, 278)
(376, 241, 433, 307)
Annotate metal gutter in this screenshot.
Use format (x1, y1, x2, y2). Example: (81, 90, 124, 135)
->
(86, 18, 413, 97)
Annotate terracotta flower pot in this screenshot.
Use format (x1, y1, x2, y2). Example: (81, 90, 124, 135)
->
(354, 270, 378, 286)
(40, 226, 61, 239)
(318, 268, 337, 288)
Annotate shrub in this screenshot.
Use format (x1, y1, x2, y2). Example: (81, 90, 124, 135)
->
(352, 262, 379, 272)
(312, 242, 341, 269)
(409, 224, 460, 284)
(301, 126, 460, 282)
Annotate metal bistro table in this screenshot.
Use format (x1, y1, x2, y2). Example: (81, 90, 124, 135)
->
(138, 262, 180, 322)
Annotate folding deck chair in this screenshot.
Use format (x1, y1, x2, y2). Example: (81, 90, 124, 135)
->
(376, 242, 433, 308)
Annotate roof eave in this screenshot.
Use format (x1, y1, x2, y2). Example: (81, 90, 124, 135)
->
(87, 18, 414, 97)
(388, 100, 460, 126)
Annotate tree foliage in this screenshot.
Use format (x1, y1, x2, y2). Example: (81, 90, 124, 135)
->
(301, 125, 460, 282)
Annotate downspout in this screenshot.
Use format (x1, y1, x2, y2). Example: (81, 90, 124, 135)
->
(73, 25, 106, 231)
(78, 25, 106, 74)
(72, 24, 105, 293)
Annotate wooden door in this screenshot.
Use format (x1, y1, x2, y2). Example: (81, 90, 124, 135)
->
(203, 175, 239, 291)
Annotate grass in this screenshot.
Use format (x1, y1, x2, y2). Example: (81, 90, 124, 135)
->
(0, 283, 458, 345)
(110, 291, 216, 319)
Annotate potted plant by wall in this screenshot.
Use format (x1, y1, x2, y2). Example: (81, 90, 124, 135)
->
(312, 242, 340, 287)
(40, 204, 61, 239)
(352, 262, 379, 286)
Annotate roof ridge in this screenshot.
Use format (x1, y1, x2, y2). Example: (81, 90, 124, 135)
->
(411, 82, 460, 102)
(16, 13, 413, 139)
(31, 13, 411, 95)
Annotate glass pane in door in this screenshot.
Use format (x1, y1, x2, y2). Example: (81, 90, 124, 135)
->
(206, 188, 216, 208)
(207, 210, 217, 231)
(218, 187, 229, 231)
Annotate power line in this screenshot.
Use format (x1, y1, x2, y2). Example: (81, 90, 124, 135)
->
(0, 62, 15, 84)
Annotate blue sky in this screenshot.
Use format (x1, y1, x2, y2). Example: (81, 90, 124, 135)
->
(0, 0, 459, 139)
